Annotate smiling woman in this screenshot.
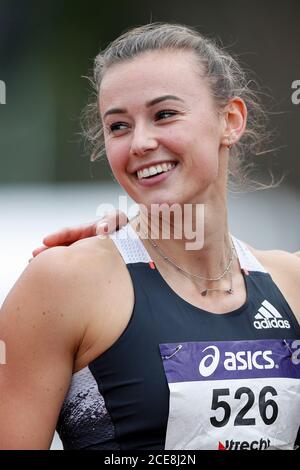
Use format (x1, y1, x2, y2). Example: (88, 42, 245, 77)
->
(98, 48, 245, 207)
(83, 23, 270, 194)
(0, 23, 300, 451)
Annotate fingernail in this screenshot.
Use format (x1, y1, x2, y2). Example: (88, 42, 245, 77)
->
(97, 222, 108, 234)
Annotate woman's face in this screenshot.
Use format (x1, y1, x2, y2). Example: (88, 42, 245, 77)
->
(99, 50, 227, 207)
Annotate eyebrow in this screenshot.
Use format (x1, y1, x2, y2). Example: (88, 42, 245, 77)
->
(103, 95, 184, 119)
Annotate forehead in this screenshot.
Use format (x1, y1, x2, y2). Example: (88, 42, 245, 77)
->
(99, 50, 209, 109)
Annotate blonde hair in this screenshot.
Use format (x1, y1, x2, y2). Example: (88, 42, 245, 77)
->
(82, 22, 274, 190)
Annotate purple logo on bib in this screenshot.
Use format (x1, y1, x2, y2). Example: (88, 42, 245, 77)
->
(159, 339, 300, 382)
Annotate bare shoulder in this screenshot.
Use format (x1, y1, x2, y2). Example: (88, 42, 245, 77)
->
(248, 245, 300, 279)
(67, 233, 120, 262)
(247, 245, 300, 323)
(33, 234, 120, 285)
(1, 235, 121, 351)
(0, 235, 125, 448)
(0, 244, 82, 356)
(0, 237, 120, 374)
(64, 234, 126, 293)
(5, 236, 115, 294)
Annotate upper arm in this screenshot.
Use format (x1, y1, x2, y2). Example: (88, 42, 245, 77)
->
(0, 248, 84, 449)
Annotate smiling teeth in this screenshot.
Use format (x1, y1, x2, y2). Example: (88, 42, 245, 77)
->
(137, 162, 176, 179)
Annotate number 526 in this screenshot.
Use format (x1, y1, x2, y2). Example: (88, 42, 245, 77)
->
(210, 386, 278, 427)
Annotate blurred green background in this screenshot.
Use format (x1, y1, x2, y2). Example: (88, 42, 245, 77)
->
(0, 0, 300, 187)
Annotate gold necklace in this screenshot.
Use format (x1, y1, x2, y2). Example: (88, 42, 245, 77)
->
(145, 233, 236, 296)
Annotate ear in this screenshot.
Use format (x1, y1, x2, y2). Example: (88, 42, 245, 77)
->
(220, 97, 247, 148)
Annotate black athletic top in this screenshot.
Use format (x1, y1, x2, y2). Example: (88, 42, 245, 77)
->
(56, 224, 300, 450)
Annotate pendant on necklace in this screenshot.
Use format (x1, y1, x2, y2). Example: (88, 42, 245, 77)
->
(201, 288, 234, 296)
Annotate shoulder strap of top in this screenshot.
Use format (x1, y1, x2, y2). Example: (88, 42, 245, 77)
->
(231, 235, 267, 273)
(109, 223, 152, 264)
(109, 225, 267, 273)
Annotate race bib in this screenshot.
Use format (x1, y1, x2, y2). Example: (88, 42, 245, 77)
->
(159, 339, 300, 450)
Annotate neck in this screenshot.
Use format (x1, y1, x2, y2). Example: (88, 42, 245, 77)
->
(134, 193, 233, 282)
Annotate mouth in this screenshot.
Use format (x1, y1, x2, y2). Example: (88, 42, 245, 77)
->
(135, 162, 178, 185)
(136, 161, 177, 180)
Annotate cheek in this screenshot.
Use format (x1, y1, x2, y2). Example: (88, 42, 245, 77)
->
(105, 139, 129, 176)
(159, 128, 188, 156)
(193, 117, 221, 158)
(187, 120, 221, 178)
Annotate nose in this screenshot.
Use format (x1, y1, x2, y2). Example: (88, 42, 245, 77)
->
(129, 122, 159, 157)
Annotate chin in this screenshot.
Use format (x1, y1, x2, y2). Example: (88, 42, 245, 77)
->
(139, 201, 187, 218)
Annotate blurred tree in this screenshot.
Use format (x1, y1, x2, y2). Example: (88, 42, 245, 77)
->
(0, 0, 299, 189)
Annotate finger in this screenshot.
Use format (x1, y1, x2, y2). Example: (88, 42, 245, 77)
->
(116, 210, 129, 230)
(96, 221, 109, 235)
(96, 210, 129, 235)
(32, 245, 49, 257)
(43, 211, 130, 247)
(293, 251, 300, 258)
(43, 224, 96, 247)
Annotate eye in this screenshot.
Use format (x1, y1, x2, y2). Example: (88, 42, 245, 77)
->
(108, 122, 129, 134)
(155, 110, 178, 121)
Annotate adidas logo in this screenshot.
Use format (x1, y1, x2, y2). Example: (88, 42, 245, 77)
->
(253, 300, 290, 329)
